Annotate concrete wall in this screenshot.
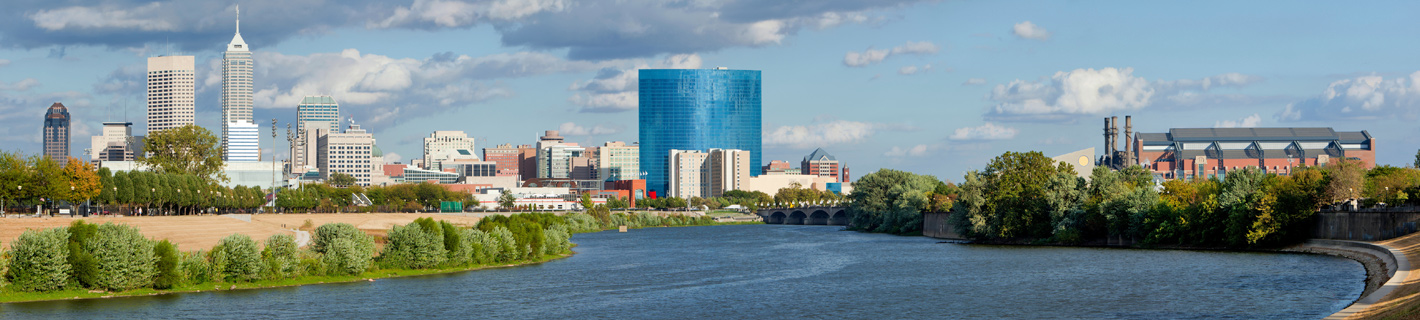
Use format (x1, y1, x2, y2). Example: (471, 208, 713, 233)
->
(1313, 211, 1420, 241)
(922, 212, 963, 239)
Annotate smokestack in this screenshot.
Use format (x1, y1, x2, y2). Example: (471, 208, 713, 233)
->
(1103, 117, 1112, 165)
(1110, 116, 1119, 167)
(1124, 115, 1133, 166)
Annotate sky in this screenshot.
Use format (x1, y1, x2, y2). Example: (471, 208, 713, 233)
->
(2, 0, 1419, 182)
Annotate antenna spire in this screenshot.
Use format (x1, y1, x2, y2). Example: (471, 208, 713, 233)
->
(235, 5, 241, 34)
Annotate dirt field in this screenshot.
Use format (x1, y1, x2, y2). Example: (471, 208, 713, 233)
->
(0, 213, 483, 252)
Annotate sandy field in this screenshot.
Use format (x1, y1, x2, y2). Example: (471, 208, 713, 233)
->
(0, 213, 483, 252)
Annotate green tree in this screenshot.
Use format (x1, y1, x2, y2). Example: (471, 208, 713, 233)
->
(0, 151, 33, 212)
(138, 124, 226, 183)
(848, 169, 943, 235)
(217, 234, 264, 282)
(263, 234, 299, 279)
(381, 221, 448, 269)
(6, 228, 71, 292)
(1325, 158, 1366, 203)
(152, 240, 181, 289)
(86, 223, 156, 291)
(1414, 149, 1420, 168)
(327, 172, 356, 188)
(580, 192, 594, 209)
(498, 189, 516, 210)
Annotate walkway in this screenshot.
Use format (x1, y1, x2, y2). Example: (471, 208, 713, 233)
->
(1328, 231, 1420, 319)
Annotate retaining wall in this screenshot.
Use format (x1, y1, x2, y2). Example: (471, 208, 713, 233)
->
(1313, 211, 1420, 241)
(922, 212, 963, 239)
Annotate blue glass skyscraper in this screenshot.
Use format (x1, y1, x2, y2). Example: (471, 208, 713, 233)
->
(639, 68, 762, 195)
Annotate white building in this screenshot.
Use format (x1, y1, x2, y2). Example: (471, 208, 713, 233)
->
(423, 130, 477, 171)
(535, 131, 588, 179)
(226, 120, 260, 162)
(90, 122, 141, 162)
(317, 121, 375, 186)
(598, 141, 639, 181)
(668, 148, 751, 199)
(293, 96, 339, 174)
(221, 6, 254, 161)
(146, 55, 195, 134)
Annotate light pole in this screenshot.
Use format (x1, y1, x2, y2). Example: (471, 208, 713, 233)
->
(271, 118, 278, 213)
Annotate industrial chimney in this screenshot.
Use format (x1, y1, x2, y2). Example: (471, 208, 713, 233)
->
(1124, 115, 1133, 166)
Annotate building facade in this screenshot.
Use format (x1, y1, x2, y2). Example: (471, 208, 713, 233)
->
(801, 148, 841, 182)
(598, 141, 640, 181)
(423, 131, 477, 171)
(668, 148, 750, 199)
(226, 120, 260, 162)
(762, 160, 797, 175)
(1134, 127, 1375, 180)
(639, 68, 762, 195)
(90, 122, 142, 163)
(483, 143, 521, 177)
(294, 96, 340, 174)
(147, 55, 196, 133)
(43, 102, 70, 161)
(221, 9, 254, 161)
(317, 122, 375, 186)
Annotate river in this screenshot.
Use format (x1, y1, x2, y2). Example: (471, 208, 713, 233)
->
(1, 225, 1364, 319)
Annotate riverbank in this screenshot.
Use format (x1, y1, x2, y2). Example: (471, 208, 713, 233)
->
(1319, 231, 1420, 320)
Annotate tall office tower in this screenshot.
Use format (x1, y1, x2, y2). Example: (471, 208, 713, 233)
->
(667, 148, 750, 199)
(483, 143, 521, 177)
(801, 148, 841, 182)
(293, 96, 340, 173)
(147, 55, 196, 133)
(598, 141, 640, 181)
(222, 6, 254, 161)
(226, 120, 260, 162)
(535, 130, 585, 179)
(639, 68, 762, 195)
(90, 122, 142, 162)
(423, 131, 476, 170)
(317, 121, 376, 186)
(43, 102, 70, 162)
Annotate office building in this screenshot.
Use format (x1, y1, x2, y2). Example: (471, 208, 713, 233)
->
(1133, 127, 1375, 180)
(293, 96, 340, 174)
(424, 131, 477, 170)
(43, 102, 70, 161)
(639, 68, 762, 194)
(147, 55, 196, 133)
(221, 8, 254, 161)
(518, 145, 538, 181)
(801, 148, 842, 182)
(598, 141, 639, 181)
(90, 122, 143, 162)
(226, 120, 260, 162)
(668, 148, 750, 199)
(317, 121, 375, 186)
(762, 160, 798, 175)
(483, 143, 522, 177)
(535, 130, 589, 179)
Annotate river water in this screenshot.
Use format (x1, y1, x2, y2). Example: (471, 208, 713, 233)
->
(1, 225, 1364, 319)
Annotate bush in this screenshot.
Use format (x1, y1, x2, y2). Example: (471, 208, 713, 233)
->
(490, 226, 518, 263)
(0, 250, 9, 287)
(441, 221, 472, 267)
(313, 223, 364, 254)
(218, 234, 264, 282)
(152, 240, 181, 289)
(297, 250, 326, 277)
(381, 222, 448, 269)
(322, 237, 372, 276)
(206, 247, 228, 283)
(7, 228, 71, 292)
(86, 223, 156, 291)
(543, 224, 571, 254)
(182, 251, 211, 285)
(264, 234, 299, 279)
(66, 220, 99, 288)
(467, 229, 497, 265)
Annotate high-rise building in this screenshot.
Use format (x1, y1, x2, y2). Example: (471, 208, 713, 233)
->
(90, 122, 141, 162)
(801, 148, 841, 182)
(293, 96, 340, 174)
(639, 68, 762, 195)
(221, 6, 254, 161)
(43, 102, 70, 161)
(317, 121, 375, 186)
(536, 131, 586, 179)
(147, 55, 196, 133)
(227, 120, 260, 162)
(598, 141, 640, 181)
(668, 148, 751, 199)
(423, 131, 477, 170)
(483, 143, 521, 177)
(517, 145, 538, 181)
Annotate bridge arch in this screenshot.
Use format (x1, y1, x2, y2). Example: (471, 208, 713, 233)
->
(787, 211, 807, 225)
(768, 211, 786, 224)
(829, 209, 849, 226)
(808, 210, 830, 225)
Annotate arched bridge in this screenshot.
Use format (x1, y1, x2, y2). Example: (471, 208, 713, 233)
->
(756, 207, 849, 226)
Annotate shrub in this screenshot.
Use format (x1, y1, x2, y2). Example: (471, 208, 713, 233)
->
(322, 237, 372, 276)
(183, 251, 211, 284)
(0, 250, 9, 287)
(66, 220, 99, 288)
(490, 226, 518, 263)
(263, 234, 299, 279)
(152, 240, 181, 289)
(206, 246, 227, 283)
(381, 223, 448, 269)
(86, 223, 156, 291)
(218, 234, 264, 282)
(297, 250, 326, 277)
(467, 229, 497, 265)
(313, 223, 364, 254)
(543, 224, 571, 255)
(441, 221, 472, 267)
(7, 228, 71, 292)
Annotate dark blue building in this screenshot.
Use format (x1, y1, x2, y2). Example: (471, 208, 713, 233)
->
(639, 68, 762, 196)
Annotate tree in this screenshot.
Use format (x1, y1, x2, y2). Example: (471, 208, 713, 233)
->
(580, 192, 594, 210)
(848, 169, 942, 235)
(1325, 158, 1366, 203)
(217, 234, 264, 282)
(327, 172, 356, 188)
(0, 151, 32, 211)
(498, 189, 516, 210)
(63, 157, 102, 206)
(138, 124, 226, 183)
(85, 223, 156, 291)
(1414, 149, 1420, 168)
(152, 240, 181, 289)
(6, 228, 71, 292)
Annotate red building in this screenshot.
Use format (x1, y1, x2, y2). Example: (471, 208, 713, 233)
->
(483, 143, 521, 177)
(801, 148, 842, 182)
(517, 144, 538, 181)
(1135, 127, 1375, 180)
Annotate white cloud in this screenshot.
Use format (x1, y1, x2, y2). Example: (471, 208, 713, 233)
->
(949, 122, 1018, 141)
(962, 78, 986, 86)
(986, 68, 1264, 121)
(898, 64, 933, 75)
(764, 120, 913, 149)
(557, 122, 622, 136)
(383, 152, 403, 164)
(843, 41, 939, 67)
(0, 79, 41, 91)
(30, 3, 176, 31)
(1012, 21, 1050, 40)
(884, 144, 929, 157)
(1215, 113, 1262, 128)
(372, 0, 569, 28)
(567, 53, 701, 113)
(1277, 71, 1420, 121)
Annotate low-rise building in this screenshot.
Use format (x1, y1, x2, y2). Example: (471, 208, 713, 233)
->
(1134, 127, 1375, 180)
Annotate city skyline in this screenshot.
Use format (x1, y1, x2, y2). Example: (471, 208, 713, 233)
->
(1, 1, 1419, 181)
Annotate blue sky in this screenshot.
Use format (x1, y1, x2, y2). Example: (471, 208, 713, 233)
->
(2, 0, 1419, 182)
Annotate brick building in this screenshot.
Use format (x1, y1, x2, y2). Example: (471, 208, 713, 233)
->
(1134, 127, 1374, 180)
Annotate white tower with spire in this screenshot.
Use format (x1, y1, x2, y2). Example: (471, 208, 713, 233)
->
(222, 5, 256, 161)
